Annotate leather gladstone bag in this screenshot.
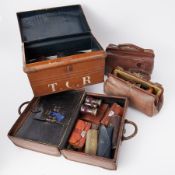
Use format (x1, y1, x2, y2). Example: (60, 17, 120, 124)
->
(104, 67, 164, 116)
(105, 43, 155, 80)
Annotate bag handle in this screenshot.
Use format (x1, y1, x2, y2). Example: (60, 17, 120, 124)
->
(118, 43, 144, 52)
(18, 101, 30, 115)
(122, 119, 138, 141)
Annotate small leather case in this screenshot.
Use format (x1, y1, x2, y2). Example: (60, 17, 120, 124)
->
(85, 129, 98, 155)
(69, 120, 91, 149)
(81, 104, 109, 125)
(101, 103, 123, 126)
(109, 115, 121, 148)
(105, 43, 155, 80)
(97, 125, 113, 158)
(104, 67, 164, 116)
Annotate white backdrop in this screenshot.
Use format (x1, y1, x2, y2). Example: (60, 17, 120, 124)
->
(0, 0, 175, 174)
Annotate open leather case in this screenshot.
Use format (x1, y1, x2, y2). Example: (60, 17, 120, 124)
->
(17, 5, 106, 96)
(8, 90, 137, 170)
(104, 67, 164, 116)
(105, 44, 155, 80)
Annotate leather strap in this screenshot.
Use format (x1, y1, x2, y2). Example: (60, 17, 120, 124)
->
(18, 101, 30, 115)
(122, 119, 138, 141)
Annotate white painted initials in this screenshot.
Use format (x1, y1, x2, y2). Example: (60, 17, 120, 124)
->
(66, 81, 71, 88)
(48, 83, 58, 92)
(82, 76, 91, 85)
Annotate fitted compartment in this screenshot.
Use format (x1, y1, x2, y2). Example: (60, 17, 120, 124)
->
(24, 35, 102, 64)
(62, 93, 127, 169)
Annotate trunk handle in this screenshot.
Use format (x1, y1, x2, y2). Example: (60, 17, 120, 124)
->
(122, 119, 138, 141)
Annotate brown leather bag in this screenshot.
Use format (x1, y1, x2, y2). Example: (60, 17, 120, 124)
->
(105, 43, 155, 80)
(104, 68, 164, 116)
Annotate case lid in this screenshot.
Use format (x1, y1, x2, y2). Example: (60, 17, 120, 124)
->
(15, 90, 86, 149)
(17, 5, 91, 43)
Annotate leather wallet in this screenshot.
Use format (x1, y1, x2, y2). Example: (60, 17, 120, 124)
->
(69, 120, 91, 149)
(81, 103, 109, 125)
(109, 115, 121, 148)
(104, 67, 164, 116)
(105, 43, 155, 80)
(85, 129, 98, 155)
(97, 125, 113, 158)
(101, 103, 123, 126)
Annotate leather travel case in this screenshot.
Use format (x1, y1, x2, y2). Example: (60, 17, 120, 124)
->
(17, 5, 106, 96)
(105, 43, 155, 80)
(8, 90, 137, 170)
(104, 67, 164, 116)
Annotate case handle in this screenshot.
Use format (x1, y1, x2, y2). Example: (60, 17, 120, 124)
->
(118, 44, 144, 52)
(122, 119, 138, 141)
(18, 101, 30, 115)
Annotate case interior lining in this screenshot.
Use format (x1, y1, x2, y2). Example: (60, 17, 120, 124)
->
(17, 5, 90, 42)
(14, 91, 85, 148)
(13, 91, 125, 157)
(114, 69, 162, 96)
(65, 94, 126, 160)
(24, 35, 102, 64)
